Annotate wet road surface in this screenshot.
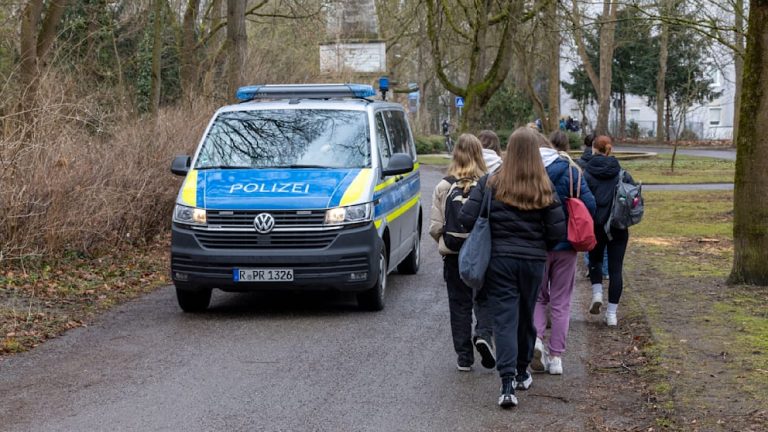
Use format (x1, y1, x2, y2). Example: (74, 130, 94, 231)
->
(0, 166, 592, 431)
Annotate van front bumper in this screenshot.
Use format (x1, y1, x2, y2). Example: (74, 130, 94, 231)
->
(170, 223, 381, 292)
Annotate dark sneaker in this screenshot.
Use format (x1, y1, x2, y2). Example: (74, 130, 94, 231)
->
(515, 371, 533, 390)
(456, 363, 472, 372)
(498, 377, 518, 408)
(473, 337, 496, 369)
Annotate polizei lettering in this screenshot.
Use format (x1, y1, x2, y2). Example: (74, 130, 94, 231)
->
(229, 183, 311, 194)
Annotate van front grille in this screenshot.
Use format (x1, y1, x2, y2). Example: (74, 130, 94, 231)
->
(206, 210, 326, 229)
(193, 230, 337, 250)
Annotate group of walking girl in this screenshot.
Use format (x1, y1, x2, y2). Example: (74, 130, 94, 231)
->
(429, 127, 637, 408)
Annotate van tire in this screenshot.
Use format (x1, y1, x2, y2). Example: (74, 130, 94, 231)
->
(397, 233, 420, 275)
(176, 286, 212, 313)
(358, 247, 387, 311)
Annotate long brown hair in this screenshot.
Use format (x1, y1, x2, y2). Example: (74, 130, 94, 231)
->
(447, 134, 487, 183)
(490, 127, 554, 210)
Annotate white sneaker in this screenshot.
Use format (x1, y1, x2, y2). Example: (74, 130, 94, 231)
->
(604, 312, 618, 327)
(530, 337, 548, 372)
(548, 356, 563, 375)
(590, 292, 603, 315)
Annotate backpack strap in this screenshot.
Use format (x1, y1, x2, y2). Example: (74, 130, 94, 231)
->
(568, 165, 581, 199)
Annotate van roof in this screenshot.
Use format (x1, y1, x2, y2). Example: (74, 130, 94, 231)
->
(216, 98, 405, 114)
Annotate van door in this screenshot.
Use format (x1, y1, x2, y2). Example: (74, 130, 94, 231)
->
(375, 111, 402, 268)
(383, 110, 418, 265)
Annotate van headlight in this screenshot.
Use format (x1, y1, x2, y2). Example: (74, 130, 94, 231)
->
(173, 204, 207, 225)
(325, 202, 373, 225)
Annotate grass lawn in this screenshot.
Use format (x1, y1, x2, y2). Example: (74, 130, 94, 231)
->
(621, 154, 734, 184)
(623, 190, 768, 429)
(419, 153, 735, 185)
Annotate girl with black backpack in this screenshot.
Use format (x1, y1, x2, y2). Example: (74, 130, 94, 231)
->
(428, 134, 496, 373)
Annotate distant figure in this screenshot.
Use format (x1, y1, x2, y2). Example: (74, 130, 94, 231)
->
(478, 130, 502, 172)
(577, 133, 596, 168)
(442, 119, 451, 136)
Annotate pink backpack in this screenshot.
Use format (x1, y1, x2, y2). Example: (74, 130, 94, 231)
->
(565, 166, 596, 252)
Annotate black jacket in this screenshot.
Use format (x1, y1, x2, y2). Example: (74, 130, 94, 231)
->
(577, 146, 593, 168)
(458, 175, 566, 261)
(583, 154, 636, 226)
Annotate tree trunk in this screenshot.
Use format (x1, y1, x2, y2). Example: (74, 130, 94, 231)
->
(656, 0, 670, 144)
(149, 0, 164, 115)
(595, 1, 618, 136)
(226, 0, 247, 101)
(545, 0, 560, 133)
(618, 91, 626, 139)
(180, 0, 200, 101)
(733, 0, 746, 143)
(729, 0, 768, 285)
(665, 94, 672, 140)
(19, 0, 44, 103)
(426, 0, 521, 131)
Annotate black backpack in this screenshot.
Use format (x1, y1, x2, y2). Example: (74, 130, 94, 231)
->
(442, 176, 478, 252)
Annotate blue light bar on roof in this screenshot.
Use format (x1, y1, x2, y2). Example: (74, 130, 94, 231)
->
(236, 84, 376, 101)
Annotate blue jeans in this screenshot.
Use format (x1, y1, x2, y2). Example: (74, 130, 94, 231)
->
(584, 250, 608, 276)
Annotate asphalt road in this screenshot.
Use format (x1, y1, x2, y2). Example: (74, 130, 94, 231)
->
(0, 166, 591, 432)
(615, 145, 736, 160)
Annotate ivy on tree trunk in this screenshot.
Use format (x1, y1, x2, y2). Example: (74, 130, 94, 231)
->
(729, 0, 768, 285)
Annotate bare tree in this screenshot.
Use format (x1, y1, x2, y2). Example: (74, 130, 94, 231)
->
(425, 0, 525, 131)
(729, 0, 768, 285)
(18, 0, 70, 112)
(569, 0, 618, 135)
(149, 0, 164, 115)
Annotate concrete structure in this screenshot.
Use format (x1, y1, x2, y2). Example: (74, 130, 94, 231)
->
(320, 0, 386, 75)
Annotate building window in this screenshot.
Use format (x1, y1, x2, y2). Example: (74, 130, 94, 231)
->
(709, 69, 721, 87)
(709, 108, 722, 126)
(629, 108, 641, 119)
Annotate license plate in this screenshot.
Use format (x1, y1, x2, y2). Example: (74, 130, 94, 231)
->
(234, 268, 294, 282)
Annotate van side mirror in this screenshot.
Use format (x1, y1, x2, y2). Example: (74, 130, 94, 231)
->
(382, 153, 414, 177)
(171, 155, 191, 176)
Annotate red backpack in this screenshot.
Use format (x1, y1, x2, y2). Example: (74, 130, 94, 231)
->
(565, 166, 596, 252)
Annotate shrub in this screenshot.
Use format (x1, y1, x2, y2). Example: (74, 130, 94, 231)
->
(415, 135, 447, 154)
(0, 72, 215, 261)
(627, 120, 640, 139)
(679, 128, 699, 141)
(566, 131, 582, 150)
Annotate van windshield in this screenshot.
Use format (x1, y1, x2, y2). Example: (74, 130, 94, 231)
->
(195, 109, 371, 169)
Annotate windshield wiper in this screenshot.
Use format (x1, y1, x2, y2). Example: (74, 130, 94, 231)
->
(196, 165, 251, 170)
(287, 164, 334, 169)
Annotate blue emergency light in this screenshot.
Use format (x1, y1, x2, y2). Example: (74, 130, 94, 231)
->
(236, 84, 376, 101)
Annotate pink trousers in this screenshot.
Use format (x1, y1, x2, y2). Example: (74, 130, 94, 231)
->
(533, 250, 577, 356)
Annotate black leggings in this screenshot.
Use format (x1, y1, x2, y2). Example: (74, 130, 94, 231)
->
(588, 226, 629, 304)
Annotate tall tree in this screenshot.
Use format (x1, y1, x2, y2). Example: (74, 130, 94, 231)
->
(655, 0, 671, 143)
(425, 0, 524, 131)
(18, 0, 70, 111)
(729, 0, 768, 286)
(569, 0, 618, 135)
(226, 0, 246, 101)
(149, 0, 164, 115)
(544, 0, 560, 133)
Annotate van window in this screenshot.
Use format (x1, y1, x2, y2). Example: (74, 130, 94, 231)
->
(195, 109, 371, 169)
(375, 113, 392, 167)
(384, 110, 413, 158)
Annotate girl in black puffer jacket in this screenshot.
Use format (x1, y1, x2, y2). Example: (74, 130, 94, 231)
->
(583, 136, 637, 327)
(460, 128, 566, 409)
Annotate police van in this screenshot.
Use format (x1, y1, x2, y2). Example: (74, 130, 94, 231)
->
(169, 84, 421, 312)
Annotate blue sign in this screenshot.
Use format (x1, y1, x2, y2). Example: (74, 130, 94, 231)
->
(455, 97, 464, 108)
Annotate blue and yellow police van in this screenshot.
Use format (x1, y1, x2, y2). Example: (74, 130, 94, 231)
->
(169, 84, 421, 312)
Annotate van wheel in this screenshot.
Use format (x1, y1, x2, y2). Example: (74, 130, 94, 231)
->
(358, 248, 387, 311)
(176, 286, 212, 313)
(397, 233, 420, 274)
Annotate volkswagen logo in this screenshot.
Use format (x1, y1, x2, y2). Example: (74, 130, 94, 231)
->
(253, 213, 275, 234)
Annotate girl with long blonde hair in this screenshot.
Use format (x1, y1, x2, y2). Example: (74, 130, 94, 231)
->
(429, 134, 496, 373)
(459, 127, 566, 408)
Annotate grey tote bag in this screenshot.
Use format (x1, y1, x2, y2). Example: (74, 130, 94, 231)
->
(458, 183, 492, 290)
